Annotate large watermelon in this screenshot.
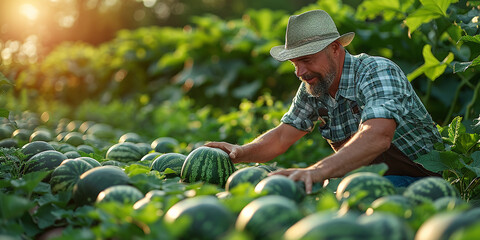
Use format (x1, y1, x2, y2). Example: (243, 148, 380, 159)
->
(151, 137, 179, 153)
(254, 175, 305, 202)
(23, 150, 67, 174)
(236, 195, 303, 240)
(358, 212, 414, 240)
(368, 195, 415, 218)
(29, 130, 53, 142)
(21, 141, 55, 160)
(141, 152, 161, 161)
(225, 166, 269, 192)
(118, 132, 143, 143)
(76, 144, 95, 154)
(77, 156, 101, 168)
(283, 211, 371, 239)
(403, 177, 459, 205)
(180, 147, 236, 187)
(96, 185, 144, 204)
(73, 166, 130, 205)
(63, 132, 85, 147)
(49, 158, 93, 193)
(150, 153, 186, 177)
(164, 196, 234, 240)
(336, 172, 396, 211)
(105, 142, 143, 162)
(415, 209, 480, 240)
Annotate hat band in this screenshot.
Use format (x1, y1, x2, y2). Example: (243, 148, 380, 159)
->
(286, 32, 340, 49)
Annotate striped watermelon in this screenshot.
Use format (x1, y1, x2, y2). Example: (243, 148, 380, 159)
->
(141, 152, 161, 161)
(433, 196, 469, 212)
(254, 175, 305, 203)
(180, 146, 236, 187)
(284, 211, 371, 239)
(0, 138, 17, 148)
(358, 212, 414, 240)
(76, 156, 101, 167)
(164, 196, 234, 240)
(403, 177, 459, 205)
(64, 151, 81, 159)
(96, 185, 144, 204)
(415, 210, 480, 240)
(101, 160, 124, 167)
(150, 153, 186, 177)
(226, 166, 269, 192)
(76, 145, 95, 154)
(151, 137, 179, 153)
(29, 130, 53, 142)
(106, 142, 143, 162)
(369, 195, 415, 218)
(49, 158, 93, 193)
(119, 132, 143, 143)
(23, 150, 67, 174)
(336, 172, 396, 211)
(133, 190, 167, 210)
(63, 132, 84, 147)
(72, 166, 130, 205)
(136, 143, 152, 156)
(56, 143, 77, 153)
(236, 195, 303, 239)
(21, 141, 55, 160)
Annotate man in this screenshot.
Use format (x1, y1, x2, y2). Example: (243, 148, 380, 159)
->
(205, 9, 441, 193)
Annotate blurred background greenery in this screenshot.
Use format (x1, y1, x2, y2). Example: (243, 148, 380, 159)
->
(0, 0, 479, 166)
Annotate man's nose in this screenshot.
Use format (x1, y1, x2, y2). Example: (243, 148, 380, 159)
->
(294, 64, 306, 78)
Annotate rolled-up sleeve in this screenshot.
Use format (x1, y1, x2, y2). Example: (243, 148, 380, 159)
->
(281, 83, 318, 132)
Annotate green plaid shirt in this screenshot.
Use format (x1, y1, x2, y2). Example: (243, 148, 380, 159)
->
(281, 51, 442, 160)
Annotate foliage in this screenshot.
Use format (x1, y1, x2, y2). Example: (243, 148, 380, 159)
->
(415, 116, 480, 201)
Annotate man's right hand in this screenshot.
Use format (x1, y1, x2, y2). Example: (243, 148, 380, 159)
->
(204, 142, 243, 163)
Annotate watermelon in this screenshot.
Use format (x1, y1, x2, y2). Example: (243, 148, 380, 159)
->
(254, 175, 305, 202)
(164, 196, 234, 240)
(78, 121, 96, 134)
(49, 158, 93, 193)
(255, 164, 278, 173)
(225, 166, 268, 191)
(236, 195, 303, 240)
(66, 120, 83, 132)
(0, 138, 17, 148)
(72, 166, 130, 205)
(105, 142, 143, 162)
(77, 156, 101, 168)
(415, 210, 480, 240)
(151, 137, 179, 153)
(64, 151, 81, 159)
(133, 190, 167, 210)
(56, 143, 77, 153)
(433, 196, 469, 212)
(151, 153, 186, 177)
(136, 143, 152, 156)
(0, 124, 14, 140)
(101, 160, 124, 166)
(336, 172, 396, 211)
(29, 130, 53, 142)
(368, 195, 415, 218)
(284, 211, 371, 239)
(12, 129, 32, 142)
(23, 150, 67, 174)
(86, 123, 116, 140)
(119, 132, 143, 143)
(56, 132, 68, 142)
(21, 141, 55, 160)
(358, 212, 414, 240)
(141, 152, 161, 161)
(180, 146, 236, 187)
(96, 185, 144, 204)
(403, 177, 459, 205)
(76, 144, 95, 154)
(63, 132, 84, 147)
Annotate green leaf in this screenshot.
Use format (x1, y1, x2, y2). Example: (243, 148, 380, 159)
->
(407, 45, 454, 81)
(458, 35, 480, 44)
(414, 150, 464, 173)
(448, 116, 465, 145)
(0, 71, 12, 87)
(356, 0, 414, 21)
(0, 192, 34, 219)
(0, 108, 8, 118)
(405, 0, 457, 34)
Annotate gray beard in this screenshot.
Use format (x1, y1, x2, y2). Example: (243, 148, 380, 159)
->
(305, 72, 335, 97)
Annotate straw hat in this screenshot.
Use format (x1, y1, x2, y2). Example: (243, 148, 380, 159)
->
(270, 10, 355, 61)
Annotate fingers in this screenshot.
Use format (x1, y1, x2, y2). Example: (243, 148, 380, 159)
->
(270, 169, 315, 194)
(204, 142, 239, 162)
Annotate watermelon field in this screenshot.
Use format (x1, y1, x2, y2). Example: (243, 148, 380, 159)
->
(1, 0, 480, 239)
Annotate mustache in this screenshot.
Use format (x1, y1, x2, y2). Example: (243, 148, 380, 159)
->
(300, 73, 322, 82)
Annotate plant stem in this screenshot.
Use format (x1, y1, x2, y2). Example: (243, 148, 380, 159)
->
(465, 79, 480, 120)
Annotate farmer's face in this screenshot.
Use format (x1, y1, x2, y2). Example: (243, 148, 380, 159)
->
(290, 44, 338, 97)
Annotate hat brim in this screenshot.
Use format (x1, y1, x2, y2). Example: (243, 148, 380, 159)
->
(270, 32, 355, 62)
